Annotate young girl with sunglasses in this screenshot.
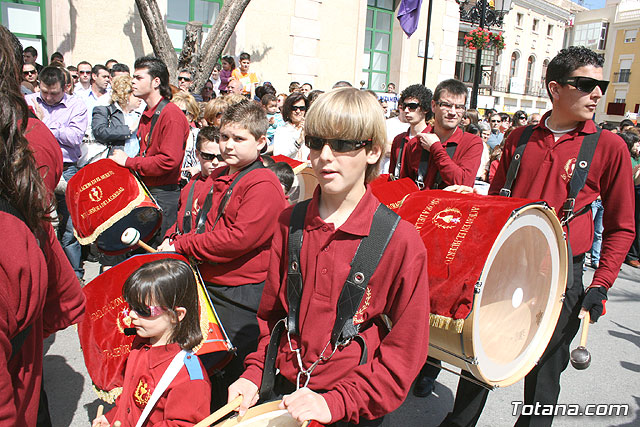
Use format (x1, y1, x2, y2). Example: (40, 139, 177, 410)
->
(92, 258, 211, 427)
(229, 88, 430, 426)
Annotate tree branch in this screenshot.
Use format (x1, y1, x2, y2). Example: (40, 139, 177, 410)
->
(135, 0, 178, 80)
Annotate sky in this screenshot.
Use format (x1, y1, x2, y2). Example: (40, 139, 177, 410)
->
(583, 0, 607, 9)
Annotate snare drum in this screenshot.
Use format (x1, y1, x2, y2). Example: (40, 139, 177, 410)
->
(66, 159, 162, 255)
(78, 253, 233, 401)
(214, 401, 323, 427)
(396, 190, 567, 387)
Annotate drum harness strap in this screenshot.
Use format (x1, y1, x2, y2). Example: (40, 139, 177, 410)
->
(391, 138, 406, 181)
(259, 200, 400, 399)
(141, 98, 169, 158)
(192, 160, 264, 237)
(416, 142, 458, 190)
(499, 123, 602, 290)
(181, 177, 200, 234)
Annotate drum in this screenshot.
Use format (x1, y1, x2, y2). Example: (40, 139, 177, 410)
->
(396, 190, 567, 387)
(213, 401, 323, 427)
(66, 158, 162, 255)
(271, 155, 318, 204)
(78, 253, 233, 402)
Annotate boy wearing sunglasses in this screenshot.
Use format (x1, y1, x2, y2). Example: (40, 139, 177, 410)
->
(158, 101, 287, 409)
(230, 88, 430, 426)
(443, 46, 635, 427)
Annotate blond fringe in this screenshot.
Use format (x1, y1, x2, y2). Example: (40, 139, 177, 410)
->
(429, 313, 464, 333)
(74, 182, 146, 245)
(93, 384, 123, 404)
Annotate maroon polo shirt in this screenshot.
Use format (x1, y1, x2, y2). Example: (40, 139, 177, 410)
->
(489, 111, 635, 290)
(125, 99, 189, 187)
(172, 166, 287, 286)
(390, 126, 482, 188)
(24, 117, 63, 194)
(242, 186, 430, 424)
(164, 172, 210, 238)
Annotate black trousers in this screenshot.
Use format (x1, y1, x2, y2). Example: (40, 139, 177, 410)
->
(204, 281, 265, 410)
(627, 188, 640, 261)
(148, 185, 180, 245)
(440, 255, 585, 427)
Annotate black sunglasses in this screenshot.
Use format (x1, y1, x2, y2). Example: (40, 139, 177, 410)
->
(291, 105, 306, 112)
(400, 102, 420, 111)
(178, 76, 192, 82)
(305, 136, 372, 153)
(199, 151, 224, 161)
(23, 70, 37, 75)
(79, 70, 91, 75)
(562, 76, 609, 95)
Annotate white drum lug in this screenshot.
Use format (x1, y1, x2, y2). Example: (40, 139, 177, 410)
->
(474, 281, 483, 293)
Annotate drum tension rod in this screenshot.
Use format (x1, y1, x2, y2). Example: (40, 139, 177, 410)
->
(474, 281, 483, 294)
(429, 343, 478, 365)
(426, 359, 496, 391)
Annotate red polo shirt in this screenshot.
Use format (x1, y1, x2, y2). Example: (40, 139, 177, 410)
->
(173, 166, 287, 286)
(242, 186, 430, 424)
(164, 172, 210, 238)
(24, 117, 63, 194)
(389, 126, 482, 188)
(125, 99, 189, 187)
(489, 112, 635, 289)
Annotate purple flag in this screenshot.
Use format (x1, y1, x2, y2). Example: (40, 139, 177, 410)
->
(397, 0, 424, 38)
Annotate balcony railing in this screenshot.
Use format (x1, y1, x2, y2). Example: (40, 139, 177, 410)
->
(492, 75, 546, 96)
(614, 70, 631, 83)
(606, 102, 626, 115)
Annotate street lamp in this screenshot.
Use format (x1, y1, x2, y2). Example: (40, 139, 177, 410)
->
(458, 0, 512, 109)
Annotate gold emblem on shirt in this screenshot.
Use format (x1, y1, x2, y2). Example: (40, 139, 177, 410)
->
(134, 378, 152, 408)
(561, 158, 577, 183)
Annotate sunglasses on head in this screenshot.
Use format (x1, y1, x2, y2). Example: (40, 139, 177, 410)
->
(305, 136, 372, 153)
(562, 76, 609, 95)
(291, 105, 306, 112)
(400, 102, 420, 111)
(23, 70, 37, 75)
(124, 304, 168, 318)
(199, 151, 224, 161)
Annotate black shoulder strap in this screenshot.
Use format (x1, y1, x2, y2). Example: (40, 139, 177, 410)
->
(561, 126, 602, 224)
(195, 160, 264, 235)
(0, 197, 34, 360)
(286, 200, 312, 335)
(181, 178, 199, 234)
(415, 149, 429, 190)
(500, 125, 535, 197)
(142, 98, 169, 157)
(391, 138, 407, 180)
(331, 204, 400, 346)
(432, 143, 458, 189)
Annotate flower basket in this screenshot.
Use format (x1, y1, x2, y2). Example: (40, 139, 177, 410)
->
(464, 28, 505, 51)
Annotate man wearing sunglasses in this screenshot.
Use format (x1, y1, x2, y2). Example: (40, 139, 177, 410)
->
(442, 46, 635, 427)
(388, 84, 432, 180)
(487, 113, 504, 149)
(75, 61, 92, 96)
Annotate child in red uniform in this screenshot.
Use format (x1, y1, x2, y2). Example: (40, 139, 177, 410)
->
(229, 88, 430, 426)
(92, 259, 211, 427)
(157, 100, 287, 408)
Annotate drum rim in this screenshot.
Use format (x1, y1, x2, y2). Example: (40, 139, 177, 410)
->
(463, 203, 567, 387)
(213, 400, 294, 426)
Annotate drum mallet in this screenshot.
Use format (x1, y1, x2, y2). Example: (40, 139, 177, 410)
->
(570, 312, 591, 370)
(194, 395, 242, 427)
(121, 228, 157, 253)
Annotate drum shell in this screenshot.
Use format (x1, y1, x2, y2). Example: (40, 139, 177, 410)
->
(396, 190, 567, 387)
(213, 401, 323, 426)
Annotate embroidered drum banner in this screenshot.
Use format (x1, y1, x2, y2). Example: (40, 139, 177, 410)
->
(370, 174, 418, 212)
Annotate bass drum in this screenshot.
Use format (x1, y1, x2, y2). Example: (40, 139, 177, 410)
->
(213, 401, 323, 426)
(395, 190, 567, 387)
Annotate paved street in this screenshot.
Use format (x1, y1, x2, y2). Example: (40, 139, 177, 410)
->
(44, 262, 639, 426)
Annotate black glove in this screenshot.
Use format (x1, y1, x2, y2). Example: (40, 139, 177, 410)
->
(582, 286, 608, 322)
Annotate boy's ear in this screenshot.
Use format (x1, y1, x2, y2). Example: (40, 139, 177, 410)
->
(366, 143, 382, 165)
(256, 135, 268, 152)
(174, 307, 187, 323)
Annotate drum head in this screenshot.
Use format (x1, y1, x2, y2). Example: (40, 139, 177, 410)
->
(96, 205, 161, 254)
(469, 205, 566, 385)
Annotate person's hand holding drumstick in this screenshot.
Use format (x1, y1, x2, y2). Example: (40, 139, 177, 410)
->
(227, 378, 259, 416)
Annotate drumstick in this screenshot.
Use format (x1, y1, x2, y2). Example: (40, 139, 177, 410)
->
(570, 312, 591, 370)
(121, 228, 157, 253)
(96, 404, 104, 419)
(193, 395, 243, 427)
(113, 422, 121, 427)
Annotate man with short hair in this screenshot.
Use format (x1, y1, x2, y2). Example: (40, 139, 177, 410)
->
(79, 64, 111, 146)
(110, 63, 130, 77)
(50, 51, 64, 65)
(22, 63, 38, 87)
(25, 66, 88, 280)
(105, 58, 118, 72)
(75, 61, 92, 95)
(528, 112, 541, 126)
(67, 65, 79, 84)
(110, 56, 189, 240)
(487, 113, 504, 149)
(227, 78, 243, 95)
(23, 46, 43, 72)
(301, 82, 312, 95)
(178, 69, 202, 101)
(232, 52, 259, 99)
(441, 46, 634, 427)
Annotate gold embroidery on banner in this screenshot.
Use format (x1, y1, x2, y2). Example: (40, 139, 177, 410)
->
(444, 206, 480, 265)
(432, 208, 462, 229)
(102, 344, 132, 360)
(80, 186, 125, 219)
(353, 287, 372, 325)
(89, 296, 126, 322)
(77, 170, 115, 193)
(89, 186, 103, 202)
(414, 198, 440, 232)
(134, 379, 152, 407)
